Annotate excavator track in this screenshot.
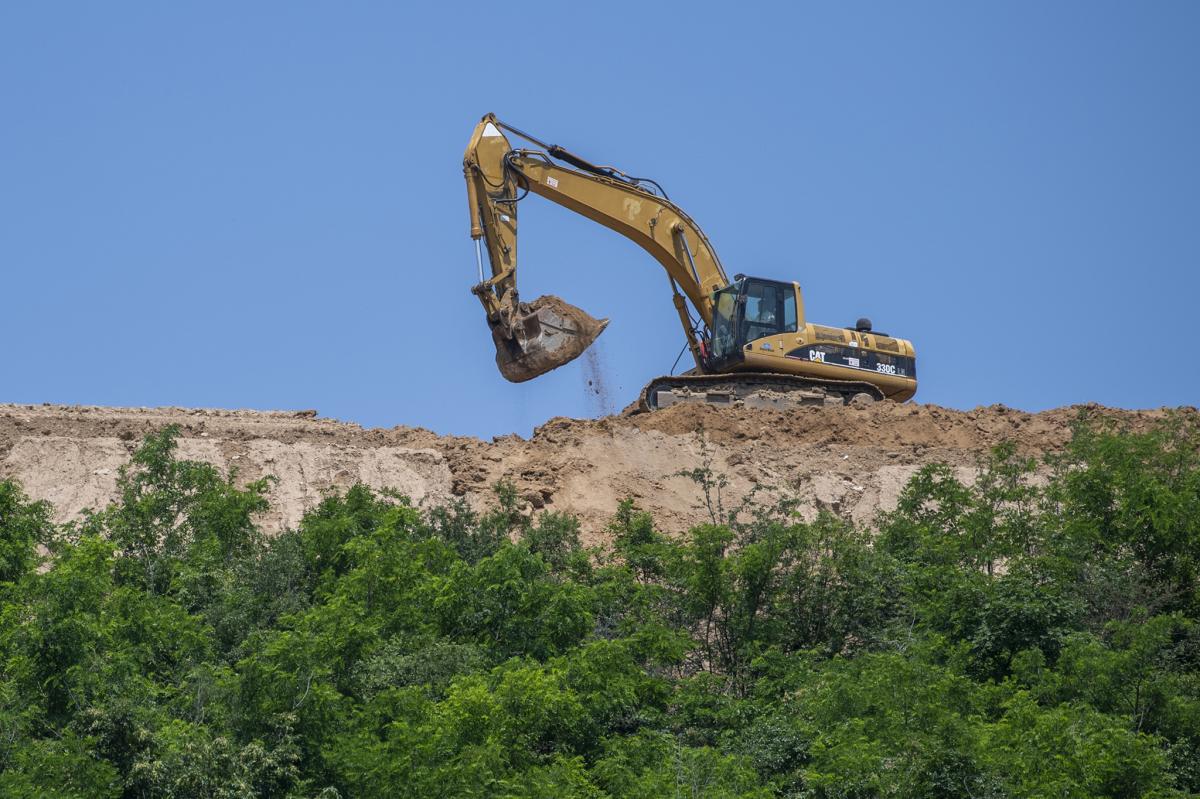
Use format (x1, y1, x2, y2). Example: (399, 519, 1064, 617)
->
(638, 372, 885, 412)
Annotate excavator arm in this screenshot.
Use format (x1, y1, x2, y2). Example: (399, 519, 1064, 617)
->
(463, 113, 729, 382)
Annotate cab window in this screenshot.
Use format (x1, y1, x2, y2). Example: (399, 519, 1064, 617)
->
(710, 285, 740, 361)
(741, 280, 797, 341)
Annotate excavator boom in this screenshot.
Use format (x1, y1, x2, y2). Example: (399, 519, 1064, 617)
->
(463, 113, 724, 381)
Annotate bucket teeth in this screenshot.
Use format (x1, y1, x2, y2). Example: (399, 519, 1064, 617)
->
(491, 295, 608, 382)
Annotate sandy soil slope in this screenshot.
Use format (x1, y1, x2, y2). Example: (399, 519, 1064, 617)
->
(1, 402, 1189, 541)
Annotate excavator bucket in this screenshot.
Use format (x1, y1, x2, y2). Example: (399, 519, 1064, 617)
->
(490, 295, 608, 383)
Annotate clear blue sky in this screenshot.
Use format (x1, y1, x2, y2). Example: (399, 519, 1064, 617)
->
(3, 2, 1197, 439)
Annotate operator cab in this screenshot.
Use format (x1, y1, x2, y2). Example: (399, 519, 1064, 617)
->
(707, 276, 798, 370)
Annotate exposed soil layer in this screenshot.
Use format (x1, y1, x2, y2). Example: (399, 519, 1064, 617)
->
(1, 402, 1191, 541)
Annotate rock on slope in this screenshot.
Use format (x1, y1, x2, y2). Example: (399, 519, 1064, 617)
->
(0, 402, 1187, 541)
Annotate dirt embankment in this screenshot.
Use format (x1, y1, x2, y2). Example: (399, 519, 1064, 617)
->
(0, 402, 1189, 542)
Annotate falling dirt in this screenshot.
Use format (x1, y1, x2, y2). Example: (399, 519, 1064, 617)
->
(1, 402, 1192, 543)
(581, 345, 614, 417)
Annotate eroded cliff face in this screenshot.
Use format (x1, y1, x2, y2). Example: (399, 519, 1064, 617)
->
(1, 402, 1187, 540)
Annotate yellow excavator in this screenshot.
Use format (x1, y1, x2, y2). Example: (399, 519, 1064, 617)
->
(463, 113, 917, 410)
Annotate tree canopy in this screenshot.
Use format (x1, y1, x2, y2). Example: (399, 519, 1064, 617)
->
(0, 415, 1196, 797)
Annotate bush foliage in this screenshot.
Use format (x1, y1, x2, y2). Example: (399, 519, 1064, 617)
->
(0, 415, 1197, 797)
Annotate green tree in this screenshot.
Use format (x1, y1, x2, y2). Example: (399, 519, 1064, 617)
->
(0, 417, 1194, 798)
(0, 480, 51, 584)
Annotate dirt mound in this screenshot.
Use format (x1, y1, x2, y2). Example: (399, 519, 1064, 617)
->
(1, 402, 1190, 541)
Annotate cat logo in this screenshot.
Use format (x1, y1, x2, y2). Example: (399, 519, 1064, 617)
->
(809, 349, 825, 363)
